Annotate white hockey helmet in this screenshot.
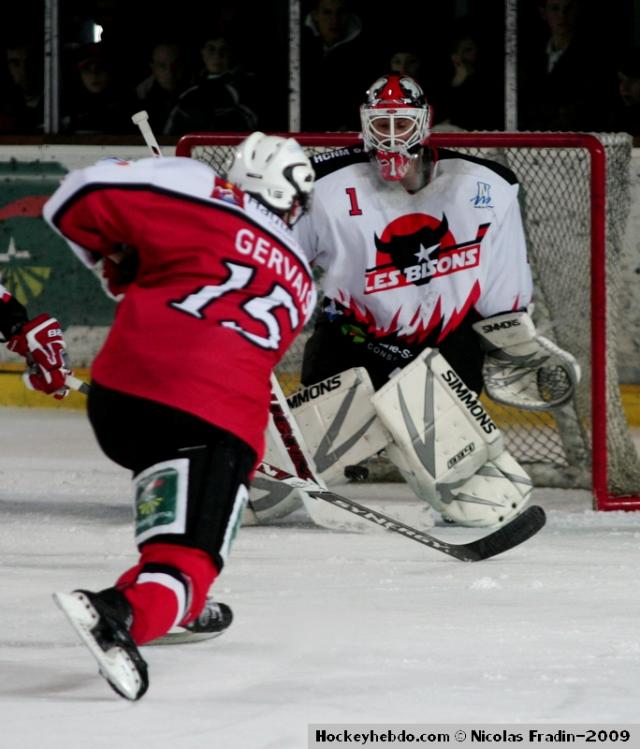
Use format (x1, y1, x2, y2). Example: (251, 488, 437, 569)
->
(226, 132, 314, 225)
(360, 74, 431, 181)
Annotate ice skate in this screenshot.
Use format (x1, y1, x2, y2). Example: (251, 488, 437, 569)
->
(53, 588, 149, 701)
(151, 598, 233, 645)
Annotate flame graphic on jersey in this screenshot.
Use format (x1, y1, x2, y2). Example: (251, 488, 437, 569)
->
(337, 280, 481, 344)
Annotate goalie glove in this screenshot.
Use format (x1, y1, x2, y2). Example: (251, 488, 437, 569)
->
(7, 313, 70, 399)
(472, 311, 580, 411)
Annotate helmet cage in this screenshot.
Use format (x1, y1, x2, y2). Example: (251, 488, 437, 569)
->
(360, 75, 430, 181)
(361, 106, 428, 156)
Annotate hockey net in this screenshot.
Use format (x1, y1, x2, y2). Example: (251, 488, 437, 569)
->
(176, 131, 639, 511)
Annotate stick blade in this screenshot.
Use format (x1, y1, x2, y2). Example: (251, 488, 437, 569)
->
(464, 505, 546, 561)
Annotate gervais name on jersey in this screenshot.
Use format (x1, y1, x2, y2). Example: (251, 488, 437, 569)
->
(364, 221, 490, 294)
(234, 227, 315, 315)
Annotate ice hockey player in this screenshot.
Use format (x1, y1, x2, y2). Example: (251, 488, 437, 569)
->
(0, 281, 70, 399)
(43, 132, 315, 700)
(279, 73, 580, 530)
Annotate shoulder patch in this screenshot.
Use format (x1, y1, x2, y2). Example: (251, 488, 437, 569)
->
(311, 145, 369, 180)
(437, 148, 519, 186)
(211, 175, 244, 207)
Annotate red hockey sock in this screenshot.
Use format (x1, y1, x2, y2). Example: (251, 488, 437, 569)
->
(117, 543, 219, 645)
(124, 580, 180, 645)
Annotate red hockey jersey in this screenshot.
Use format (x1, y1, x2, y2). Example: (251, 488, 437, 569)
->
(43, 157, 316, 457)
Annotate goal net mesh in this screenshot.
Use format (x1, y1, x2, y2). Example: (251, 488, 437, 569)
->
(178, 132, 638, 500)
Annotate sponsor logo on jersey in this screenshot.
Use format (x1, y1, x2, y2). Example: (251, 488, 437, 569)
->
(441, 368, 497, 435)
(313, 147, 361, 163)
(212, 176, 243, 206)
(470, 181, 494, 208)
(364, 213, 489, 294)
(287, 375, 342, 408)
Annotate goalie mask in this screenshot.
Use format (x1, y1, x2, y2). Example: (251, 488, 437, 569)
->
(226, 132, 314, 226)
(360, 74, 431, 182)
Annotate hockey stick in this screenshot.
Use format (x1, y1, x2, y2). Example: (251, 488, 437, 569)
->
(257, 459, 546, 562)
(267, 374, 361, 531)
(63, 375, 545, 560)
(266, 377, 546, 560)
(131, 111, 163, 158)
(65, 373, 90, 395)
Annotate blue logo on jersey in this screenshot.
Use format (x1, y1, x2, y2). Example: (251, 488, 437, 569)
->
(470, 182, 493, 208)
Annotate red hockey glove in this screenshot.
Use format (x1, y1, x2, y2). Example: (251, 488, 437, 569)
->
(7, 313, 70, 399)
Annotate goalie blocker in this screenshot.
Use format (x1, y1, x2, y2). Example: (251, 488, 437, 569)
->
(258, 349, 532, 528)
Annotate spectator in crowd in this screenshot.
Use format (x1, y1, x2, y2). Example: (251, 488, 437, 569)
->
(300, 0, 374, 131)
(605, 48, 640, 137)
(62, 43, 138, 135)
(164, 32, 259, 135)
(135, 41, 190, 134)
(385, 46, 448, 129)
(0, 39, 44, 133)
(439, 24, 503, 131)
(518, 0, 611, 131)
(389, 50, 422, 80)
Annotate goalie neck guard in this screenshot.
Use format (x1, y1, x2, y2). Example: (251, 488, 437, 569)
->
(360, 74, 431, 182)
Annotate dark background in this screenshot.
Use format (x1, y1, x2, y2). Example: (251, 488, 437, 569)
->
(0, 0, 636, 136)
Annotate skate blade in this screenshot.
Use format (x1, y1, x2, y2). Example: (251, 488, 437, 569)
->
(53, 592, 145, 700)
(149, 627, 226, 646)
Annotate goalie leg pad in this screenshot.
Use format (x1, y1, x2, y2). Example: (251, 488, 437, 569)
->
(287, 367, 390, 485)
(245, 377, 317, 525)
(439, 451, 533, 527)
(372, 348, 529, 527)
(246, 471, 305, 525)
(246, 370, 390, 524)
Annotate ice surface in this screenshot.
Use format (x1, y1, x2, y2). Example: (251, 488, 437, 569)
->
(0, 408, 639, 748)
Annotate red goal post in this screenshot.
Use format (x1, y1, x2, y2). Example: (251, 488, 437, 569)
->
(176, 131, 638, 512)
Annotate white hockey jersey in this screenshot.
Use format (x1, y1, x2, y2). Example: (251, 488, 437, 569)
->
(295, 146, 533, 344)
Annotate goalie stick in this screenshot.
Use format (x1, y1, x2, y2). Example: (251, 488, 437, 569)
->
(265, 383, 546, 561)
(256, 461, 545, 562)
(64, 374, 546, 560)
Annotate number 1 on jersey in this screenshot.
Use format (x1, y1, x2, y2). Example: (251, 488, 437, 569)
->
(345, 187, 362, 216)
